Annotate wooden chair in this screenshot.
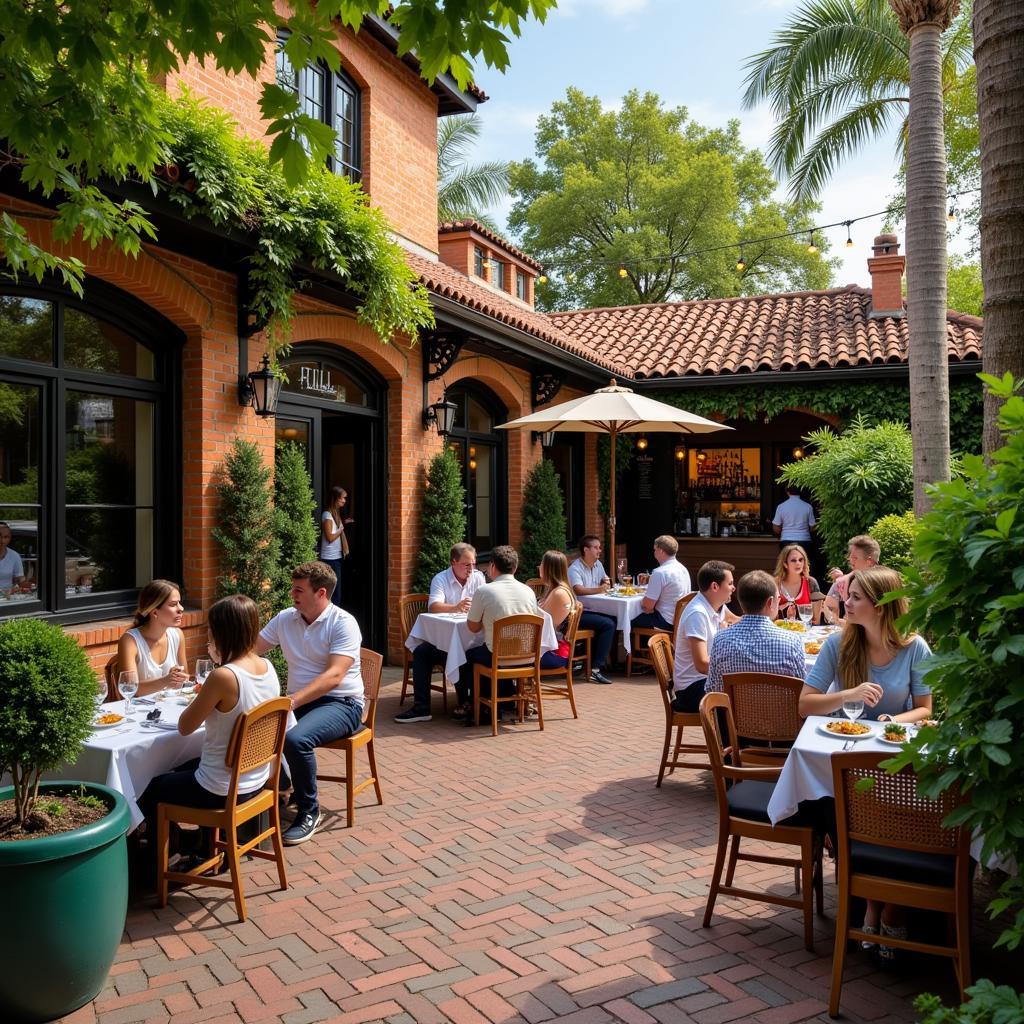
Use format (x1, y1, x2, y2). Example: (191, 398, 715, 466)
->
(316, 648, 385, 827)
(157, 695, 291, 923)
(103, 653, 119, 702)
(538, 602, 583, 719)
(627, 591, 696, 676)
(649, 633, 710, 784)
(699, 691, 824, 952)
(473, 614, 544, 737)
(723, 672, 805, 765)
(398, 593, 447, 711)
(525, 577, 546, 598)
(828, 751, 971, 1016)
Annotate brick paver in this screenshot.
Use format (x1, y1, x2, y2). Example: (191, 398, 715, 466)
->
(61, 668, 1003, 1023)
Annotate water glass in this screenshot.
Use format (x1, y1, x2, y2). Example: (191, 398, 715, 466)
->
(636, 572, 650, 587)
(797, 603, 813, 627)
(195, 658, 214, 686)
(842, 698, 864, 723)
(117, 670, 139, 717)
(94, 675, 109, 711)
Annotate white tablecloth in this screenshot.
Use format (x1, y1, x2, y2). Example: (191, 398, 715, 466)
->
(578, 591, 646, 652)
(45, 699, 205, 830)
(406, 611, 558, 684)
(767, 716, 1017, 874)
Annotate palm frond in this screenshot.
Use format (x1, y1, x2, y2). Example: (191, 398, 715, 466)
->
(437, 113, 509, 228)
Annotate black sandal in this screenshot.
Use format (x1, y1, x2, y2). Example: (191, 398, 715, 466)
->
(451, 703, 472, 720)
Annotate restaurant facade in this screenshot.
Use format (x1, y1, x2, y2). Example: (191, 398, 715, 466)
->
(0, 14, 983, 670)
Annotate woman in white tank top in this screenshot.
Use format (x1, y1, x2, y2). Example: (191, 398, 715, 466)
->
(117, 579, 189, 696)
(137, 595, 282, 871)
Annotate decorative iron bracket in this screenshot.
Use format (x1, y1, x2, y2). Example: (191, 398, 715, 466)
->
(237, 268, 271, 339)
(422, 330, 465, 381)
(532, 369, 564, 408)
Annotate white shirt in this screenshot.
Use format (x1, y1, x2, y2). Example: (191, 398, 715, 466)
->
(260, 604, 363, 706)
(568, 557, 607, 590)
(0, 548, 24, 590)
(467, 574, 539, 650)
(673, 592, 726, 692)
(645, 559, 691, 622)
(429, 566, 486, 608)
(125, 627, 183, 683)
(320, 511, 342, 560)
(772, 495, 816, 541)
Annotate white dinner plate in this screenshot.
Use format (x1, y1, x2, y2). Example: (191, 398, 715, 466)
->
(93, 715, 127, 729)
(877, 728, 917, 747)
(817, 720, 875, 741)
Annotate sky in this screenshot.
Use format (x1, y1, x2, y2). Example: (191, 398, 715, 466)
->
(464, 0, 924, 289)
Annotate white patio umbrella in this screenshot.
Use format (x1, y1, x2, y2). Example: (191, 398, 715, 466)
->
(498, 378, 731, 567)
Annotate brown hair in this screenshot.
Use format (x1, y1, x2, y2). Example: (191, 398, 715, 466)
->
(848, 534, 881, 562)
(292, 560, 337, 596)
(326, 485, 347, 527)
(736, 570, 778, 615)
(449, 542, 476, 563)
(697, 560, 734, 593)
(539, 550, 577, 605)
(837, 566, 912, 690)
(491, 545, 519, 575)
(654, 534, 678, 557)
(773, 544, 811, 585)
(578, 534, 600, 555)
(133, 579, 181, 627)
(207, 594, 261, 667)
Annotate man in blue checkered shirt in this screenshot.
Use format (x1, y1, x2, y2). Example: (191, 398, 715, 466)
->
(706, 570, 806, 693)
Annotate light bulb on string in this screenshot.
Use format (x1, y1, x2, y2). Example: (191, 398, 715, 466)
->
(806, 231, 818, 255)
(947, 206, 957, 224)
(538, 273, 548, 284)
(618, 265, 628, 278)
(735, 248, 746, 273)
(845, 222, 854, 249)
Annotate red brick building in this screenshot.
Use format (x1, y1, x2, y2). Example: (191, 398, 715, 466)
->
(0, 15, 982, 669)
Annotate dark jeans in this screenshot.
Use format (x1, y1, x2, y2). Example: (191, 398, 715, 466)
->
(285, 695, 363, 814)
(322, 557, 343, 607)
(459, 644, 519, 706)
(540, 651, 568, 669)
(579, 611, 616, 670)
(411, 641, 446, 709)
(672, 677, 707, 713)
(632, 610, 673, 631)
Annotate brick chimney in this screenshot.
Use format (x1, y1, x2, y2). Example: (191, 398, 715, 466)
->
(868, 233, 906, 317)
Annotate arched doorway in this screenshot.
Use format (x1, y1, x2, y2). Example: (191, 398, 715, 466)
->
(274, 345, 386, 649)
(444, 384, 507, 557)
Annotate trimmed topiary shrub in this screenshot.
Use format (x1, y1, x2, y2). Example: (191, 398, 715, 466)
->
(414, 449, 467, 593)
(869, 510, 917, 575)
(519, 459, 567, 580)
(273, 441, 318, 606)
(0, 618, 97, 823)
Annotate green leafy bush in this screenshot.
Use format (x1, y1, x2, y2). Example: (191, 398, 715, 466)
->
(915, 980, 1024, 1024)
(778, 416, 913, 567)
(869, 510, 918, 575)
(889, 373, 1024, 952)
(413, 450, 467, 593)
(519, 460, 568, 581)
(0, 618, 97, 823)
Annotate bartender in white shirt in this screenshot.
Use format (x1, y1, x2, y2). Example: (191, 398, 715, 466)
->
(395, 543, 486, 723)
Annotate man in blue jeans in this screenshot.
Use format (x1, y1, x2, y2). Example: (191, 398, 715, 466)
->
(257, 560, 363, 845)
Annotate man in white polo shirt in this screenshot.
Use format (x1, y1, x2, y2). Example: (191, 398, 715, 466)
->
(257, 560, 363, 845)
(672, 560, 738, 712)
(395, 542, 485, 725)
(631, 535, 692, 631)
(567, 534, 616, 684)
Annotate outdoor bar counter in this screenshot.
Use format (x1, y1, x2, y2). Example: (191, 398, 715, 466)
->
(675, 535, 780, 580)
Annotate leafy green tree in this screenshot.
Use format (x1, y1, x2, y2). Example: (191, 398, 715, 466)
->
(778, 417, 913, 566)
(0, 1, 556, 294)
(868, 510, 917, 574)
(212, 440, 280, 623)
(508, 89, 832, 311)
(438, 115, 509, 232)
(518, 460, 567, 581)
(273, 442, 318, 608)
(742, 0, 975, 202)
(414, 450, 467, 593)
(946, 256, 984, 316)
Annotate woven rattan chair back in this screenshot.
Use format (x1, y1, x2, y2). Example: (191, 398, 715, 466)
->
(359, 648, 384, 729)
(697, 692, 742, 796)
(227, 696, 292, 781)
(103, 653, 119, 702)
(525, 578, 546, 599)
(492, 614, 544, 667)
(399, 593, 429, 642)
(723, 672, 804, 746)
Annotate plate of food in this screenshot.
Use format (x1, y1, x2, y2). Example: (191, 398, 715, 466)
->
(93, 712, 126, 729)
(818, 719, 874, 740)
(775, 620, 806, 633)
(878, 722, 916, 746)
(804, 640, 823, 655)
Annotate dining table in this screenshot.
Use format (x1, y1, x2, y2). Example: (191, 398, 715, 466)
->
(406, 610, 559, 684)
(578, 589, 646, 653)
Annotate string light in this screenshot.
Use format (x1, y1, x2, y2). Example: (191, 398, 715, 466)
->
(948, 205, 957, 224)
(537, 273, 548, 284)
(845, 221, 854, 249)
(618, 265, 628, 278)
(636, 436, 649, 451)
(735, 248, 746, 272)
(806, 231, 818, 255)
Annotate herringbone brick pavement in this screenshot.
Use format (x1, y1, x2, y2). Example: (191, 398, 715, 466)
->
(62, 669, 994, 1024)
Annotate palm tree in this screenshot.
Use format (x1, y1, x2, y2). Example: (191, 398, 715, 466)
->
(742, 0, 973, 200)
(973, 0, 1024, 453)
(437, 115, 509, 232)
(889, 0, 959, 513)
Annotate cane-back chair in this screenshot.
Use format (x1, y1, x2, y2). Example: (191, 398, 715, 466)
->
(473, 614, 544, 736)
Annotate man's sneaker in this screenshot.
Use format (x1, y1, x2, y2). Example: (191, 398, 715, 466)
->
(283, 809, 323, 846)
(394, 706, 432, 724)
(590, 669, 612, 685)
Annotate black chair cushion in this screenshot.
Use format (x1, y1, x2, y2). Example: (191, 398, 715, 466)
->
(727, 781, 813, 828)
(850, 840, 956, 886)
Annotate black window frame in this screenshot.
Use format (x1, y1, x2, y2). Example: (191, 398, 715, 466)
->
(492, 259, 506, 291)
(473, 247, 486, 278)
(0, 277, 183, 626)
(276, 30, 363, 182)
(515, 271, 527, 300)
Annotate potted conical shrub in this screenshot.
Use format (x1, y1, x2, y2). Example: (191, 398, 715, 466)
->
(0, 618, 132, 1022)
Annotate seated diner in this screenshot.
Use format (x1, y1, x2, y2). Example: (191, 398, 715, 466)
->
(117, 579, 189, 696)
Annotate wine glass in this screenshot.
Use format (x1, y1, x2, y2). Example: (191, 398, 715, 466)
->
(637, 572, 650, 588)
(117, 670, 139, 717)
(797, 603, 813, 627)
(94, 675, 109, 713)
(616, 558, 627, 587)
(842, 698, 864, 724)
(195, 658, 213, 688)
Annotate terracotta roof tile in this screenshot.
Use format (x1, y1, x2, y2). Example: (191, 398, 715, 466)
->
(548, 286, 983, 378)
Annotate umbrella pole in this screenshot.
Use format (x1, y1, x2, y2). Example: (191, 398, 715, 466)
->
(608, 428, 617, 578)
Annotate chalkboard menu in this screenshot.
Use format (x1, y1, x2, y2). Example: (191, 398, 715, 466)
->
(636, 455, 655, 500)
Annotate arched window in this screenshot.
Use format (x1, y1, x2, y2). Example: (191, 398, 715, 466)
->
(0, 281, 180, 620)
(445, 385, 507, 555)
(276, 32, 362, 181)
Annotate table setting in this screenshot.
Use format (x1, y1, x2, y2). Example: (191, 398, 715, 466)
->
(579, 584, 646, 652)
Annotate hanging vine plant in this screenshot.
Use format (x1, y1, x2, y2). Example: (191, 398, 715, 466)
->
(155, 90, 433, 354)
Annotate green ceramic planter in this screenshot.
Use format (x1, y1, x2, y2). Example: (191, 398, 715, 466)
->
(0, 782, 131, 1023)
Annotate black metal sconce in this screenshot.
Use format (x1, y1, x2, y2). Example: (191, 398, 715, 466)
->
(533, 430, 556, 448)
(423, 396, 458, 437)
(238, 353, 281, 417)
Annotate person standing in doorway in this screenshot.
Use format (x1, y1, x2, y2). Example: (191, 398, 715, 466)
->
(772, 485, 818, 576)
(320, 486, 352, 608)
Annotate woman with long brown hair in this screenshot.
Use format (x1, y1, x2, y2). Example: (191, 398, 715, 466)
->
(772, 543, 819, 620)
(117, 579, 189, 696)
(537, 550, 578, 668)
(319, 485, 351, 607)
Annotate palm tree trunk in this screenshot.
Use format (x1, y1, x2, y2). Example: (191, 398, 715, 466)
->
(893, 2, 956, 513)
(974, 0, 1024, 453)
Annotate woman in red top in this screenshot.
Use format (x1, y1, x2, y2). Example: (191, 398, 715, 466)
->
(773, 544, 819, 619)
